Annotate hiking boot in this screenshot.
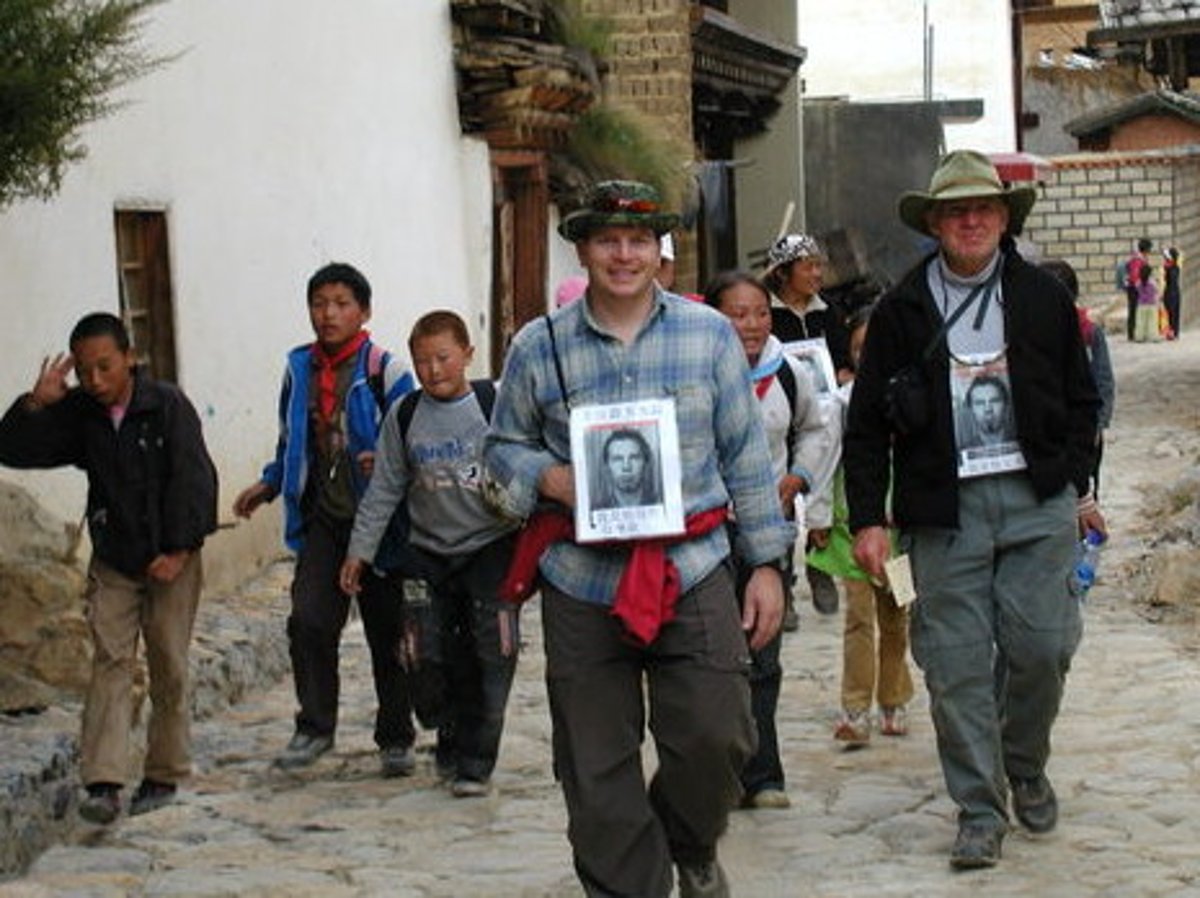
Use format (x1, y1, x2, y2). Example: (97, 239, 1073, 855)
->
(742, 787, 791, 810)
(274, 732, 334, 770)
(782, 593, 801, 633)
(380, 744, 416, 778)
(1011, 774, 1058, 833)
(129, 779, 177, 816)
(677, 858, 730, 898)
(834, 710, 871, 747)
(79, 783, 121, 825)
(949, 823, 1004, 870)
(807, 566, 839, 615)
(451, 777, 490, 798)
(879, 705, 909, 737)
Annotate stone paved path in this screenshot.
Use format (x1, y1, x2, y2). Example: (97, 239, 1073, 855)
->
(4, 336, 1200, 897)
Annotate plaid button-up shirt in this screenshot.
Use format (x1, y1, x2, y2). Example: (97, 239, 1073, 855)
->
(483, 289, 795, 605)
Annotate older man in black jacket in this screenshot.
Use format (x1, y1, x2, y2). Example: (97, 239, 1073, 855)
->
(845, 151, 1106, 870)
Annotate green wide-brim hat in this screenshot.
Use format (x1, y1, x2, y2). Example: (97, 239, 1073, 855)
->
(898, 150, 1037, 237)
(558, 180, 680, 242)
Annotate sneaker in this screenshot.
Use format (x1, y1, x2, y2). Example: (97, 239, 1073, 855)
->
(380, 744, 416, 778)
(274, 732, 334, 770)
(1011, 774, 1058, 833)
(742, 787, 791, 810)
(79, 783, 121, 825)
(949, 823, 1004, 870)
(879, 705, 909, 737)
(834, 710, 871, 747)
(129, 779, 177, 816)
(677, 858, 730, 898)
(808, 566, 839, 615)
(451, 777, 490, 798)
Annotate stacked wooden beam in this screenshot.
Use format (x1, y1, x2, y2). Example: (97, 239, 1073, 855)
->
(451, 0, 596, 150)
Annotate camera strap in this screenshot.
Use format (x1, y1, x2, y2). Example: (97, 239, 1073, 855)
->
(921, 263, 1002, 364)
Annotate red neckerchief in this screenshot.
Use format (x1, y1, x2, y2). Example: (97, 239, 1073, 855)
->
(311, 330, 369, 422)
(500, 506, 729, 646)
(1076, 307, 1094, 346)
(754, 373, 775, 400)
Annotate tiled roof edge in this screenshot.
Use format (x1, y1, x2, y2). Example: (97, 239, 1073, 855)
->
(1047, 145, 1200, 169)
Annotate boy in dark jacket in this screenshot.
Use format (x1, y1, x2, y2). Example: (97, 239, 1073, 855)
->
(0, 312, 218, 825)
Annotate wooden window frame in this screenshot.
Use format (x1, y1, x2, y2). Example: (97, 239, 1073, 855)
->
(113, 209, 178, 383)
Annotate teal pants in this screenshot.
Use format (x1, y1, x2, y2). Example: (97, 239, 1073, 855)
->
(908, 475, 1082, 830)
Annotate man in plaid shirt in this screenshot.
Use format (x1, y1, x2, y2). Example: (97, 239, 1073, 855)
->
(484, 181, 793, 898)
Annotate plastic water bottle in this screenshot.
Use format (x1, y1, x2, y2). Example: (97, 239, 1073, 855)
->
(1070, 530, 1105, 600)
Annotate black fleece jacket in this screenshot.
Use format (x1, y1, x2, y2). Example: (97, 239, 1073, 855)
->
(0, 370, 218, 577)
(845, 241, 1099, 532)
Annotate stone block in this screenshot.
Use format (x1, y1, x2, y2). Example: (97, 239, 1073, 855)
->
(1152, 545, 1200, 607)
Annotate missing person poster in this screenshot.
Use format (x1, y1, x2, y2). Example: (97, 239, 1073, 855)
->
(569, 398, 685, 543)
(782, 338, 837, 399)
(951, 353, 1028, 479)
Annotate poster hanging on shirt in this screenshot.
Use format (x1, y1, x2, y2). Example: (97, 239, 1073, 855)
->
(782, 338, 836, 399)
(951, 353, 1028, 479)
(570, 398, 685, 543)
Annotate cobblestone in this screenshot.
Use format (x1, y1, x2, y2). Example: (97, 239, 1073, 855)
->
(2, 336, 1199, 897)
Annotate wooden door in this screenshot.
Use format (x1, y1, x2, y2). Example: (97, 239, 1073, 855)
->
(490, 151, 548, 376)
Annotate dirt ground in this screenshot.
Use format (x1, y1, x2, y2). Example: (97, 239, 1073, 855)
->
(5, 327, 1200, 898)
(1093, 330, 1200, 642)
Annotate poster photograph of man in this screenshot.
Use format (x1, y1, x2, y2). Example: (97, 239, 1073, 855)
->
(569, 398, 684, 542)
(965, 375, 1012, 447)
(951, 357, 1028, 478)
(592, 428, 661, 510)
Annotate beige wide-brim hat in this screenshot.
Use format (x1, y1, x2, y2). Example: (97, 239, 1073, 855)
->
(898, 150, 1037, 237)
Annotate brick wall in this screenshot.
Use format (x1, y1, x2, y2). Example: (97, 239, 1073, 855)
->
(584, 0, 692, 149)
(1023, 148, 1200, 330)
(582, 0, 695, 285)
(1110, 116, 1200, 152)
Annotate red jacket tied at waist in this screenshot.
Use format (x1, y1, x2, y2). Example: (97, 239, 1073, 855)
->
(500, 506, 729, 646)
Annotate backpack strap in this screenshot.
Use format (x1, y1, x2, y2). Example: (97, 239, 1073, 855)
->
(396, 389, 423, 443)
(776, 359, 799, 471)
(396, 379, 496, 443)
(776, 359, 798, 420)
(470, 378, 497, 422)
(366, 344, 389, 412)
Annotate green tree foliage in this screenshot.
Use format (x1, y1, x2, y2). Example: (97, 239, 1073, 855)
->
(0, 0, 163, 208)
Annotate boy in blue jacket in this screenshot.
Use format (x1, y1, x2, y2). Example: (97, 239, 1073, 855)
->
(233, 263, 416, 774)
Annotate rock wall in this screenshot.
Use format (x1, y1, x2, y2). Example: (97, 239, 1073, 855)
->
(0, 473, 293, 877)
(0, 483, 90, 710)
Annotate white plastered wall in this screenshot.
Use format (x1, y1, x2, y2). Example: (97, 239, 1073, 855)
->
(0, 1, 493, 589)
(799, 0, 1017, 152)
